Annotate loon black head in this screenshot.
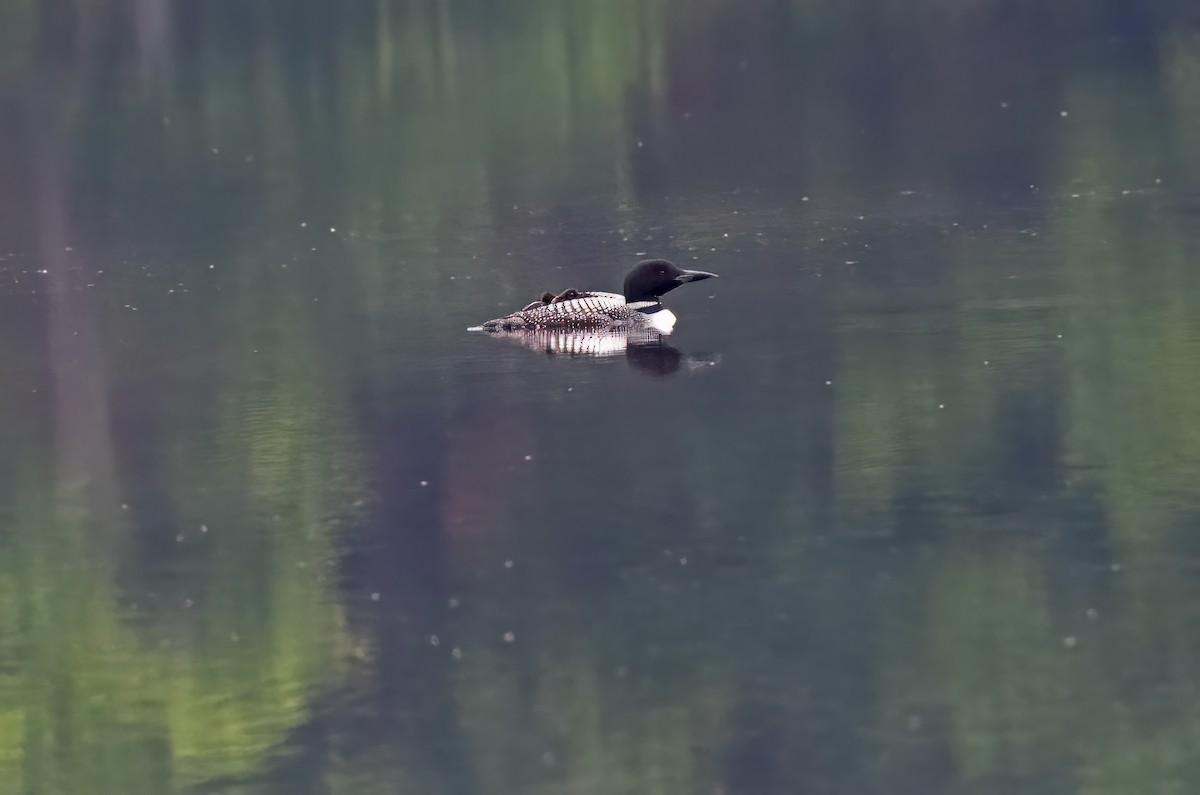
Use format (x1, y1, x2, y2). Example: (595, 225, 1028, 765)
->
(623, 259, 718, 303)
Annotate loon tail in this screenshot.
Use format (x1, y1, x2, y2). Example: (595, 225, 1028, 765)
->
(468, 318, 515, 332)
(471, 313, 530, 331)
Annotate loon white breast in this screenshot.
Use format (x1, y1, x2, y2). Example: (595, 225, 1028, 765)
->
(471, 259, 718, 333)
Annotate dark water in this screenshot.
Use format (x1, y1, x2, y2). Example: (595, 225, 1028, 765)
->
(4, 1, 1200, 792)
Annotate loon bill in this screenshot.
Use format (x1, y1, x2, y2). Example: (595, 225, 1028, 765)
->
(469, 259, 718, 333)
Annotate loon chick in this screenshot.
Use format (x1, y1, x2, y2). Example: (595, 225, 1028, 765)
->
(518, 289, 582, 312)
(475, 259, 717, 333)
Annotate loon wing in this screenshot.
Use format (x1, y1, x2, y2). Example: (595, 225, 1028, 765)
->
(478, 291, 627, 330)
(541, 292, 624, 315)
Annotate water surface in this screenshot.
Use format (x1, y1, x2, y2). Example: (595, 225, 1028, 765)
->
(3, 2, 1200, 792)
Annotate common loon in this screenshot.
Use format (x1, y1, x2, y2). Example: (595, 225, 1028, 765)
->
(471, 259, 718, 333)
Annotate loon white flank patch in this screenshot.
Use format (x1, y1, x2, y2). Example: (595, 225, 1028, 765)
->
(646, 307, 677, 334)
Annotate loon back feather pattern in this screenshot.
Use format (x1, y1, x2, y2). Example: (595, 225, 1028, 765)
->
(472, 259, 716, 332)
(482, 293, 638, 331)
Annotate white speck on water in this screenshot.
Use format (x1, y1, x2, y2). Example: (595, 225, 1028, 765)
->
(1086, 608, 1098, 620)
(370, 592, 381, 601)
(121, 503, 129, 510)
(210, 147, 219, 154)
(523, 454, 533, 461)
(504, 559, 514, 569)
(420, 480, 428, 487)
(448, 597, 459, 608)
(1060, 110, 1069, 117)
(801, 196, 809, 202)
(1057, 334, 1063, 339)
(300, 221, 307, 228)
(825, 380, 832, 386)
(1000, 101, 1009, 108)
(938, 404, 945, 410)
(503, 631, 515, 643)
(1121, 189, 1131, 195)
(200, 524, 208, 533)
(451, 647, 462, 660)
(1071, 194, 1080, 198)
(679, 556, 688, 566)
(429, 635, 440, 646)
(329, 227, 336, 233)
(567, 387, 573, 392)
(1155, 178, 1162, 184)
(723, 233, 729, 238)
(984, 360, 990, 366)
(208, 264, 215, 269)
(184, 599, 194, 608)
(175, 534, 184, 543)
(1063, 636, 1077, 648)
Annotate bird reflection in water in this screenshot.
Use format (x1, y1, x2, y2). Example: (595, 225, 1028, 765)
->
(479, 328, 719, 378)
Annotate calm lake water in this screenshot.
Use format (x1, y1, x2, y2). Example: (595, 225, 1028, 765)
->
(3, 2, 1200, 792)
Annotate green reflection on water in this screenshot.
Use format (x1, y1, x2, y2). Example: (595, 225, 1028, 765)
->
(3, 0, 1200, 793)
